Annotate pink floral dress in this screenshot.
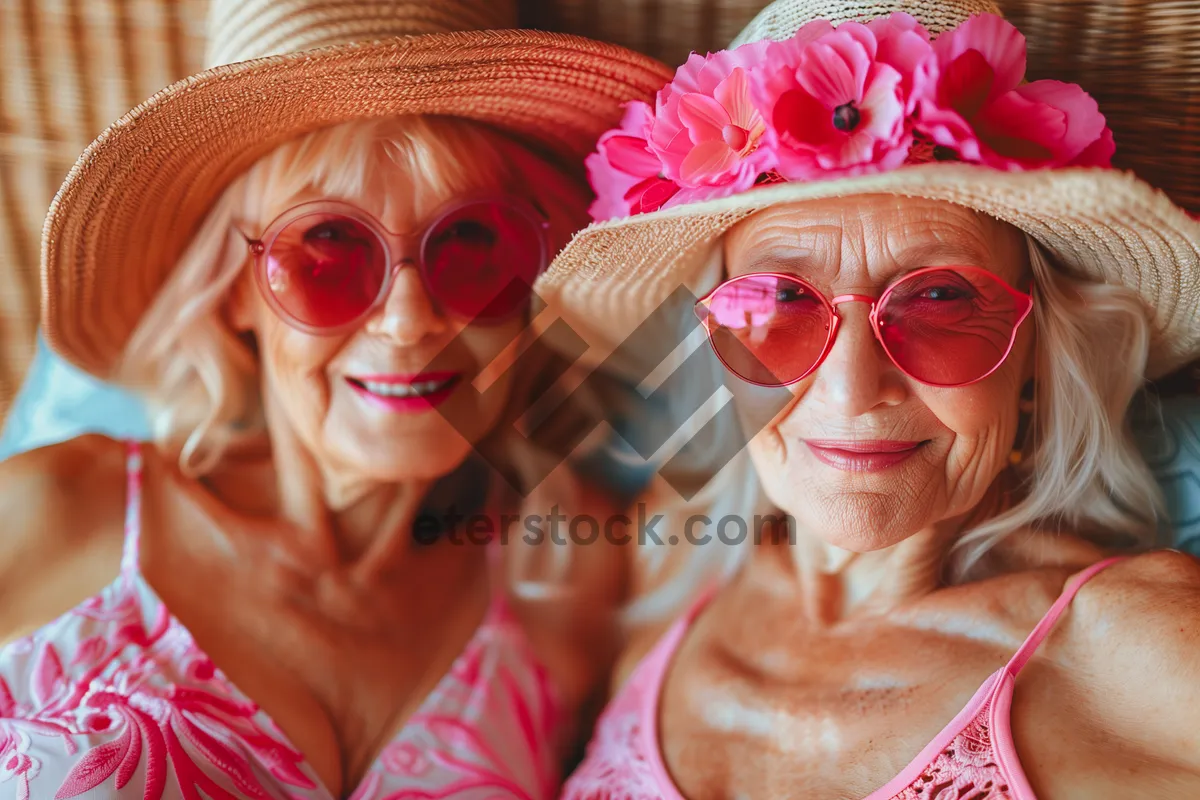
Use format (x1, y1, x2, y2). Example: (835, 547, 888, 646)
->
(0, 443, 563, 800)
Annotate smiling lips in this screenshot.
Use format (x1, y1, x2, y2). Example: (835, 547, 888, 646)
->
(803, 439, 926, 472)
(346, 371, 461, 413)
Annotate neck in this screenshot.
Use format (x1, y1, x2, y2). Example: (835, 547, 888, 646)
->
(758, 474, 1012, 622)
(212, 392, 493, 583)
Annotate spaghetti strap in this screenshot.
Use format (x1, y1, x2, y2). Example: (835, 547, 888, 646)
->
(119, 440, 145, 578)
(1004, 556, 1126, 676)
(636, 583, 720, 713)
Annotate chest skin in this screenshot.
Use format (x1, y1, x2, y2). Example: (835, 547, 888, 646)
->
(138, 457, 494, 797)
(619, 567, 1198, 800)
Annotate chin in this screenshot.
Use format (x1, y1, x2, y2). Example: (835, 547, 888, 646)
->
(773, 481, 923, 552)
(811, 521, 914, 553)
(332, 425, 472, 480)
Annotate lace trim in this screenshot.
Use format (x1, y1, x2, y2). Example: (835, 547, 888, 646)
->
(888, 700, 1012, 800)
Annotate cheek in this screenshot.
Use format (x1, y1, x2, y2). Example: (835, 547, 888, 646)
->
(440, 318, 525, 429)
(733, 381, 800, 445)
(460, 318, 522, 368)
(918, 379, 1021, 491)
(738, 390, 806, 493)
(930, 322, 1033, 483)
(255, 311, 346, 420)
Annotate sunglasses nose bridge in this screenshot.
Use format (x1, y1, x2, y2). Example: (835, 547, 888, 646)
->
(390, 255, 417, 273)
(378, 225, 421, 269)
(830, 293, 877, 308)
(830, 292, 882, 328)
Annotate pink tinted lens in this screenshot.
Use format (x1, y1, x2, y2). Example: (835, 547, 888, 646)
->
(423, 202, 544, 322)
(877, 268, 1029, 386)
(263, 214, 388, 329)
(702, 275, 832, 386)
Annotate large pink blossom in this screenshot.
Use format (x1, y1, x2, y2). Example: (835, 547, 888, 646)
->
(648, 41, 776, 194)
(868, 13, 937, 115)
(750, 16, 932, 179)
(917, 13, 1114, 169)
(586, 101, 680, 221)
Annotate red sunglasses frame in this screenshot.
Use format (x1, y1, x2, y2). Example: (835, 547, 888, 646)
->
(694, 265, 1035, 389)
(242, 195, 551, 336)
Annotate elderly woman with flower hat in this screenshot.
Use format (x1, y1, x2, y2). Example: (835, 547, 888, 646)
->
(0, 0, 676, 798)
(539, 0, 1200, 797)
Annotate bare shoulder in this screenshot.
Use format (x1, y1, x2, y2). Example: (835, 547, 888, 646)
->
(1074, 550, 1200, 635)
(0, 435, 131, 644)
(1064, 551, 1200, 768)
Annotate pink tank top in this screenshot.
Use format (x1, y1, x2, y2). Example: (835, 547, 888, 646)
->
(563, 556, 1125, 800)
(0, 442, 564, 800)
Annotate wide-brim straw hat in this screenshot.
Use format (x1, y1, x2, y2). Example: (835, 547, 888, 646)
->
(535, 0, 1200, 380)
(40, 0, 672, 378)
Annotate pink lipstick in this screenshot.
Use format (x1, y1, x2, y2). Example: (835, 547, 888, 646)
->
(803, 439, 925, 472)
(345, 371, 460, 413)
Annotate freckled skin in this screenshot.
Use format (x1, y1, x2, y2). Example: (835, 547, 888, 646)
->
(616, 196, 1200, 800)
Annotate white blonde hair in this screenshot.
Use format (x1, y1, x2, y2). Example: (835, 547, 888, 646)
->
(623, 232, 1167, 625)
(119, 115, 590, 478)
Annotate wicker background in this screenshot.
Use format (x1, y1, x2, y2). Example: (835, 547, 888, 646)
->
(1, 0, 1198, 422)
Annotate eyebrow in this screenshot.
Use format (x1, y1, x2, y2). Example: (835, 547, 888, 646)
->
(739, 241, 990, 272)
(890, 240, 993, 269)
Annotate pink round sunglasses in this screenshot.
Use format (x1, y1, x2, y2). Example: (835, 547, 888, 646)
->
(694, 266, 1034, 388)
(242, 195, 550, 335)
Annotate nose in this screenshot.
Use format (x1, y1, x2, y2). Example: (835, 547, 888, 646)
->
(808, 300, 905, 416)
(362, 258, 448, 344)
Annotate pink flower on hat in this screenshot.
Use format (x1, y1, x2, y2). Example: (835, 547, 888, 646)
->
(869, 13, 938, 115)
(750, 16, 932, 180)
(917, 13, 1114, 169)
(648, 41, 776, 194)
(586, 101, 681, 221)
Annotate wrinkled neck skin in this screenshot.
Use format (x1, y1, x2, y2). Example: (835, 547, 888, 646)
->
(768, 513, 964, 623)
(758, 472, 1089, 622)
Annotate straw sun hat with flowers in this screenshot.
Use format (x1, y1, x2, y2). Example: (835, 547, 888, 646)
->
(535, 0, 1200, 380)
(39, 0, 673, 378)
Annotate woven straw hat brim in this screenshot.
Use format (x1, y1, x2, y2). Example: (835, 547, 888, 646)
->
(536, 163, 1200, 380)
(41, 29, 672, 377)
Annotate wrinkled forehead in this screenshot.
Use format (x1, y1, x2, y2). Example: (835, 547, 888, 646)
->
(264, 159, 504, 235)
(724, 195, 1029, 285)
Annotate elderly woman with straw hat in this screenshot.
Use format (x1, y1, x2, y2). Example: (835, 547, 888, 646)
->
(539, 0, 1200, 798)
(0, 1, 676, 798)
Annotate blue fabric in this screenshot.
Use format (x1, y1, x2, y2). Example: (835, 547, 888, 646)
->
(0, 336, 149, 460)
(1133, 395, 1200, 554)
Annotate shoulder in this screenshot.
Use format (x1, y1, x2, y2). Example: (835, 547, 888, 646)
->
(1063, 551, 1200, 767)
(1073, 551, 1200, 638)
(0, 435, 133, 642)
(0, 433, 130, 533)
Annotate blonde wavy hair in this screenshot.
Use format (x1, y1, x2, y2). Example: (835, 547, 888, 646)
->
(623, 232, 1167, 624)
